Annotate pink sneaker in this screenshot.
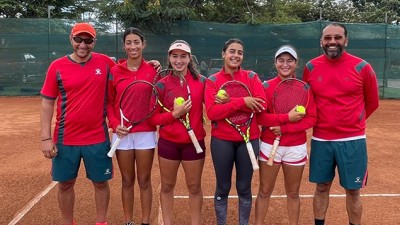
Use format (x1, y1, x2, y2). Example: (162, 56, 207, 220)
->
(95, 222, 107, 225)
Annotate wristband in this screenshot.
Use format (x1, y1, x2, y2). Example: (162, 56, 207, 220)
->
(41, 138, 52, 141)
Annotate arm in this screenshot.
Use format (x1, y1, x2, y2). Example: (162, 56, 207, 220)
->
(106, 73, 120, 131)
(205, 78, 248, 121)
(40, 98, 56, 159)
(362, 64, 379, 119)
(280, 90, 317, 134)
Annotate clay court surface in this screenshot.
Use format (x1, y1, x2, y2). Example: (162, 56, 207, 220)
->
(1, 97, 399, 225)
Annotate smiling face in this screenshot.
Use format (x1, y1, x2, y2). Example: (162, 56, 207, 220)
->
(321, 24, 348, 59)
(222, 42, 243, 73)
(168, 49, 190, 74)
(124, 33, 145, 60)
(275, 53, 297, 79)
(70, 33, 96, 62)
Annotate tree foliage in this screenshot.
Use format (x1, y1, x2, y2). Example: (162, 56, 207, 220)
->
(1, 0, 398, 29)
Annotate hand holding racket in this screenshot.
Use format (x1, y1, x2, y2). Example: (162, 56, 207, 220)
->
(158, 71, 203, 154)
(267, 78, 310, 166)
(107, 80, 158, 157)
(221, 80, 259, 170)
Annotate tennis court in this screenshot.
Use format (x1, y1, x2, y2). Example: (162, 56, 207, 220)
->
(1, 97, 399, 224)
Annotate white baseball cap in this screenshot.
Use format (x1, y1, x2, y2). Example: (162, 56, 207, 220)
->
(168, 42, 191, 54)
(275, 45, 297, 60)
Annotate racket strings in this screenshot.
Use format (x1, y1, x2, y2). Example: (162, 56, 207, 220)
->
(273, 80, 309, 114)
(120, 82, 157, 122)
(222, 82, 252, 125)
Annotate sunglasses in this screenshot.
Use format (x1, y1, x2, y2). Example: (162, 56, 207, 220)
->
(72, 36, 95, 44)
(322, 35, 344, 41)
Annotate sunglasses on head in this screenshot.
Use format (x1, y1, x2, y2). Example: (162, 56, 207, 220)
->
(72, 36, 95, 44)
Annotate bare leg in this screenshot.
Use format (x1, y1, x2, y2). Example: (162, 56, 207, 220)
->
(58, 179, 76, 225)
(116, 150, 136, 223)
(136, 149, 155, 224)
(255, 161, 280, 225)
(182, 158, 205, 225)
(345, 189, 362, 225)
(93, 181, 110, 223)
(313, 183, 332, 220)
(282, 164, 305, 225)
(158, 156, 180, 225)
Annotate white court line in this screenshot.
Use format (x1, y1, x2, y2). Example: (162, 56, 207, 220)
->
(8, 181, 58, 225)
(174, 193, 400, 199)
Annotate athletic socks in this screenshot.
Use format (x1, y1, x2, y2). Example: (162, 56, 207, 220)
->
(315, 219, 325, 225)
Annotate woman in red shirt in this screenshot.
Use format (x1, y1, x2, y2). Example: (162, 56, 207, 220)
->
(107, 27, 158, 225)
(150, 40, 206, 225)
(255, 45, 317, 225)
(204, 39, 266, 225)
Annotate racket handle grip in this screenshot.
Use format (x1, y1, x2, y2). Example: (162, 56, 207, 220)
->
(246, 142, 259, 170)
(267, 136, 281, 166)
(107, 137, 122, 157)
(188, 129, 203, 154)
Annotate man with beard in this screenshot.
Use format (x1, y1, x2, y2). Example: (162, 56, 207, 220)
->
(302, 22, 379, 225)
(40, 22, 116, 225)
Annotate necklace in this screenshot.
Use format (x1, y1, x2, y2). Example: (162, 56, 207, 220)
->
(127, 62, 139, 71)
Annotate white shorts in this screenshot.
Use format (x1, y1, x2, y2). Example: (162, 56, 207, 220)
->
(259, 141, 308, 166)
(111, 131, 157, 150)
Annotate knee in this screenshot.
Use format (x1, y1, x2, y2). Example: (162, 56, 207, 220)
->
(257, 187, 273, 199)
(236, 183, 251, 198)
(137, 176, 151, 190)
(286, 189, 300, 200)
(315, 183, 331, 194)
(93, 181, 109, 190)
(216, 184, 231, 197)
(161, 182, 175, 193)
(58, 180, 76, 192)
(187, 183, 202, 195)
(122, 178, 135, 188)
(346, 189, 360, 197)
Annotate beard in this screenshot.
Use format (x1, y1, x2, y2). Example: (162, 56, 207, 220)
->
(323, 44, 344, 59)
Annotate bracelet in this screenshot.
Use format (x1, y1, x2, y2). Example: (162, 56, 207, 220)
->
(41, 138, 52, 141)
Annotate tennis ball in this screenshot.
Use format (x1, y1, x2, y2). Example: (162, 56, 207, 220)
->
(217, 89, 227, 98)
(175, 97, 185, 105)
(296, 105, 306, 113)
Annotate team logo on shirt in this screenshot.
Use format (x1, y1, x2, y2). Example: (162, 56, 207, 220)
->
(95, 69, 102, 75)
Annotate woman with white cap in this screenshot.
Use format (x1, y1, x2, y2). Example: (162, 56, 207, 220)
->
(150, 40, 206, 225)
(255, 45, 317, 225)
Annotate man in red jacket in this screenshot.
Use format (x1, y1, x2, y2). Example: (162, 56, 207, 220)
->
(303, 22, 379, 225)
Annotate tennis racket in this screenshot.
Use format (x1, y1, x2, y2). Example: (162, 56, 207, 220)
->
(157, 70, 203, 154)
(221, 80, 259, 170)
(107, 80, 158, 157)
(267, 78, 310, 166)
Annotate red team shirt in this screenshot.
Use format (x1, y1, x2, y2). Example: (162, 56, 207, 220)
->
(107, 59, 158, 133)
(259, 76, 317, 146)
(40, 53, 116, 145)
(303, 51, 379, 140)
(149, 71, 207, 144)
(204, 68, 267, 141)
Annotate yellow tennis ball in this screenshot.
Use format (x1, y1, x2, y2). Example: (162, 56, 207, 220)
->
(296, 105, 306, 113)
(175, 97, 185, 105)
(217, 89, 227, 98)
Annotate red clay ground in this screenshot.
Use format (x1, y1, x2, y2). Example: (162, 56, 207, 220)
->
(0, 97, 399, 224)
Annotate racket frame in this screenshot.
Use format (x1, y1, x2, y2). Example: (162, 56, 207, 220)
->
(266, 78, 310, 166)
(158, 72, 203, 154)
(221, 80, 259, 170)
(107, 80, 159, 157)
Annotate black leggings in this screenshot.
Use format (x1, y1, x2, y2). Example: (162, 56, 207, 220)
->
(211, 137, 259, 225)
